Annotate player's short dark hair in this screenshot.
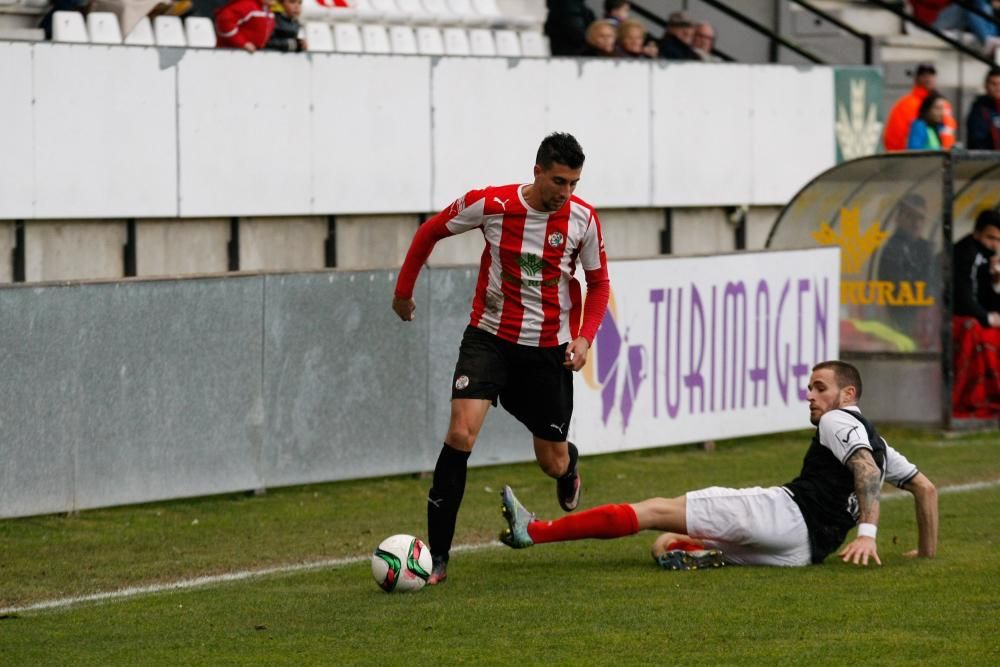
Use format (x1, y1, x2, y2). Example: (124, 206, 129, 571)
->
(986, 66, 1000, 84)
(536, 132, 586, 171)
(813, 360, 863, 399)
(974, 209, 1000, 233)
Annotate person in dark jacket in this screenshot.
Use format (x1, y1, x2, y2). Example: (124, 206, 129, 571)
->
(953, 209, 1000, 328)
(266, 0, 305, 51)
(658, 10, 699, 60)
(966, 67, 1000, 150)
(545, 0, 596, 56)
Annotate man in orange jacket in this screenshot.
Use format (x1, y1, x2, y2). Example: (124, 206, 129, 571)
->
(884, 63, 957, 150)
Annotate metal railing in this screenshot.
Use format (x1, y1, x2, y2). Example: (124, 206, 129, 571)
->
(867, 0, 996, 67)
(692, 0, 825, 63)
(629, 1, 735, 62)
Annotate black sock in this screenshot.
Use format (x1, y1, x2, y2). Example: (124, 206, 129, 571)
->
(427, 443, 471, 562)
(559, 441, 579, 479)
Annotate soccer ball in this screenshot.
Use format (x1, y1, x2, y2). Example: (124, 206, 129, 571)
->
(371, 534, 432, 593)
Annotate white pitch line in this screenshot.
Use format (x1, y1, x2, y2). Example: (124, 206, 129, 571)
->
(4, 478, 1000, 616)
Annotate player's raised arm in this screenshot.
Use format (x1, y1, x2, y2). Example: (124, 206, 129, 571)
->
(840, 447, 883, 566)
(392, 192, 485, 322)
(901, 472, 938, 558)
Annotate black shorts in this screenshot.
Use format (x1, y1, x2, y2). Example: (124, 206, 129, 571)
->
(451, 326, 573, 442)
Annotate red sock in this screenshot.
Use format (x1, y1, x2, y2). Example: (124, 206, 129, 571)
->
(527, 503, 640, 544)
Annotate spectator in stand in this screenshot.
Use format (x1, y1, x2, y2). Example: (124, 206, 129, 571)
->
(658, 10, 700, 61)
(907, 91, 949, 149)
(616, 18, 657, 58)
(967, 67, 1000, 150)
(692, 21, 719, 61)
(215, 0, 274, 50)
(951, 209, 1000, 417)
(932, 0, 1000, 57)
(604, 0, 629, 27)
(582, 19, 618, 57)
(545, 0, 596, 56)
(265, 0, 305, 51)
(910, 0, 951, 25)
(884, 63, 958, 150)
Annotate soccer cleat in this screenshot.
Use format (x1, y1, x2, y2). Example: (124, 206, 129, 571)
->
(656, 547, 726, 571)
(426, 555, 448, 585)
(556, 446, 581, 512)
(499, 485, 535, 549)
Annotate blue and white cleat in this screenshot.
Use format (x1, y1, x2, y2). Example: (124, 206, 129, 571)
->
(499, 485, 535, 549)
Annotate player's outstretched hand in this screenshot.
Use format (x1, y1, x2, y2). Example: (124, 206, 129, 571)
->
(563, 337, 591, 372)
(839, 536, 881, 566)
(392, 296, 416, 322)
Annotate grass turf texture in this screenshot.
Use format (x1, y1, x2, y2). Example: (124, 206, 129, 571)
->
(1, 428, 998, 664)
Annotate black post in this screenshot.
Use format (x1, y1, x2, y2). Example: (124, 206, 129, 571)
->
(12, 220, 25, 283)
(227, 217, 240, 272)
(941, 154, 955, 429)
(660, 208, 673, 255)
(123, 218, 137, 277)
(324, 215, 337, 268)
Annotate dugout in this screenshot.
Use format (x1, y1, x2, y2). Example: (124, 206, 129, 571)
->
(766, 150, 1000, 428)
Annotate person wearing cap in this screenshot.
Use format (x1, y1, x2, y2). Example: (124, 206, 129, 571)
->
(883, 63, 958, 151)
(658, 10, 700, 60)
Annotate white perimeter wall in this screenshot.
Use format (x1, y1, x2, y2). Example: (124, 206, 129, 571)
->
(0, 43, 836, 219)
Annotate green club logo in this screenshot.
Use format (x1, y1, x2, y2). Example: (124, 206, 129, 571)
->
(518, 253, 544, 276)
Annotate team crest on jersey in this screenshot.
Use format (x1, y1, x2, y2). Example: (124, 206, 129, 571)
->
(454, 375, 470, 390)
(547, 232, 565, 248)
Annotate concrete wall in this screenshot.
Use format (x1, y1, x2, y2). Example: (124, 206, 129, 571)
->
(135, 219, 231, 277)
(0, 222, 12, 284)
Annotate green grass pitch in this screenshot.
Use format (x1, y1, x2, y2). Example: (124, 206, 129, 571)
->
(1, 428, 998, 665)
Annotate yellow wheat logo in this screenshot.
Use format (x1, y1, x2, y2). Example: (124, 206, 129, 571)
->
(811, 207, 888, 275)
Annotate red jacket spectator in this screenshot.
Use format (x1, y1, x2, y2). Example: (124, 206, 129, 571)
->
(884, 64, 957, 150)
(215, 0, 275, 50)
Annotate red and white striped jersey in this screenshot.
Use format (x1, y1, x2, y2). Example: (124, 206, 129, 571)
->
(395, 183, 610, 348)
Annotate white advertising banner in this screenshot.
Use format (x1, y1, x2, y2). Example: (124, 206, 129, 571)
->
(570, 247, 840, 452)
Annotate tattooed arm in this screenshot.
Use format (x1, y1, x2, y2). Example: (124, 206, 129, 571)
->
(839, 448, 883, 566)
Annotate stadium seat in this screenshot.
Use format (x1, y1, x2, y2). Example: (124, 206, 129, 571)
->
(447, 0, 485, 26)
(86, 11, 122, 44)
(443, 26, 469, 55)
(185, 17, 217, 48)
(52, 10, 88, 43)
(301, 0, 355, 22)
(494, 28, 520, 57)
(421, 0, 457, 25)
(395, 0, 432, 24)
(389, 24, 417, 54)
(468, 27, 495, 56)
(415, 25, 444, 54)
(352, 0, 383, 21)
(519, 29, 547, 57)
(370, 0, 407, 23)
(473, 0, 535, 28)
(153, 15, 186, 47)
(361, 23, 391, 52)
(333, 22, 363, 52)
(123, 16, 154, 45)
(305, 21, 334, 51)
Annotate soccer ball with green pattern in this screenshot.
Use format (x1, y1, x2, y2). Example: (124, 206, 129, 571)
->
(371, 534, 432, 593)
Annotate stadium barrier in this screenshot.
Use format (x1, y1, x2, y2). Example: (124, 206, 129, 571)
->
(0, 42, 838, 220)
(0, 247, 839, 519)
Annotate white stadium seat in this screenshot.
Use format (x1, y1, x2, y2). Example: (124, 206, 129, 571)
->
(52, 10, 88, 43)
(447, 0, 485, 26)
(301, 0, 356, 22)
(473, 0, 534, 28)
(415, 25, 444, 54)
(185, 17, 217, 48)
(123, 16, 154, 45)
(86, 11, 122, 44)
(494, 28, 520, 56)
(519, 29, 547, 57)
(421, 0, 457, 24)
(361, 23, 391, 52)
(443, 26, 469, 55)
(333, 22, 363, 52)
(395, 0, 432, 24)
(389, 25, 418, 54)
(370, 0, 406, 23)
(353, 0, 383, 21)
(468, 27, 495, 56)
(305, 21, 334, 51)
(153, 15, 186, 47)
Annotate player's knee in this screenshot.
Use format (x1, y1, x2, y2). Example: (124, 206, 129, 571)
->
(537, 455, 568, 478)
(445, 426, 477, 450)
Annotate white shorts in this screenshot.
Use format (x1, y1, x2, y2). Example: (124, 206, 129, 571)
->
(684, 486, 811, 567)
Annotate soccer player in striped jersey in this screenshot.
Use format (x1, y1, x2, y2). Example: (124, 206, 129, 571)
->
(499, 361, 939, 569)
(392, 132, 611, 585)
